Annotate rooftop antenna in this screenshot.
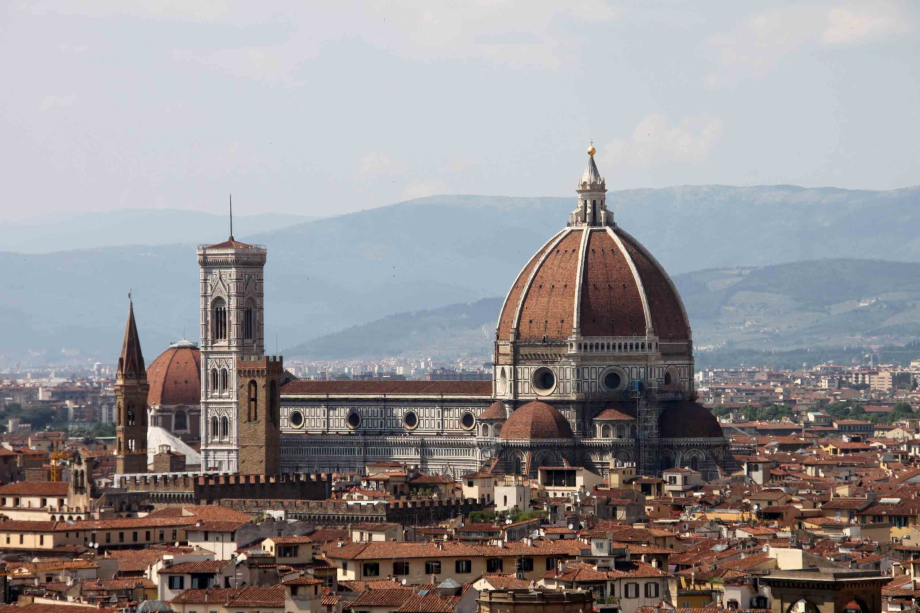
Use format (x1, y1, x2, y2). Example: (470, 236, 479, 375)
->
(229, 193, 234, 239)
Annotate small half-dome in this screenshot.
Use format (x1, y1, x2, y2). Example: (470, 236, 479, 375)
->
(147, 340, 201, 407)
(479, 401, 507, 421)
(499, 401, 574, 440)
(659, 401, 723, 438)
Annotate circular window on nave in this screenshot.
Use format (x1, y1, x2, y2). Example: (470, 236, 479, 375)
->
(289, 411, 304, 428)
(604, 371, 621, 390)
(532, 367, 556, 395)
(404, 411, 419, 429)
(460, 412, 476, 430)
(346, 411, 361, 429)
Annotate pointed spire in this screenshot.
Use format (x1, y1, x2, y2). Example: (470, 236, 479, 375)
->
(118, 296, 146, 380)
(580, 141, 604, 187)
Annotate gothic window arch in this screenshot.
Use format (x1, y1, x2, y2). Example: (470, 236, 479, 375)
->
(243, 301, 255, 340)
(212, 298, 227, 340)
(247, 381, 258, 422)
(211, 417, 219, 438)
(220, 369, 229, 394)
(174, 410, 187, 431)
(211, 369, 219, 392)
(602, 424, 612, 438)
(126, 405, 136, 427)
(220, 416, 229, 439)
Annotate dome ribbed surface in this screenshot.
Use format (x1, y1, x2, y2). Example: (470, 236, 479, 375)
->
(496, 227, 689, 342)
(498, 401, 574, 440)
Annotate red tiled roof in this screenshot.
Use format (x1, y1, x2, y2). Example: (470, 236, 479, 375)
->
(147, 344, 201, 407)
(171, 585, 285, 607)
(267, 535, 314, 544)
(594, 408, 635, 421)
(204, 238, 260, 250)
(479, 402, 507, 420)
(0, 481, 70, 496)
(497, 230, 562, 339)
(159, 560, 229, 574)
(499, 401, 574, 440)
(0, 605, 116, 613)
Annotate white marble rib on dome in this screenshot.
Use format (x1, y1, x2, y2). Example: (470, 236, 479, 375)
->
(146, 426, 202, 467)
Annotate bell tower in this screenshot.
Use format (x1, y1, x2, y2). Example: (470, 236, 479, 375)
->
(236, 355, 282, 475)
(115, 299, 149, 475)
(198, 234, 267, 473)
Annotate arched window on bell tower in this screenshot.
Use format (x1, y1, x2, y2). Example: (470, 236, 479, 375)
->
(212, 298, 227, 340)
(243, 302, 255, 340)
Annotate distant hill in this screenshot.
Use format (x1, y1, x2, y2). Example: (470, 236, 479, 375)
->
(0, 209, 319, 254)
(286, 298, 502, 360)
(675, 259, 920, 351)
(287, 259, 920, 360)
(4, 184, 920, 364)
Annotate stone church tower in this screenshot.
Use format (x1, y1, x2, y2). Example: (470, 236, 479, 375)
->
(115, 300, 149, 475)
(237, 355, 282, 475)
(198, 236, 267, 473)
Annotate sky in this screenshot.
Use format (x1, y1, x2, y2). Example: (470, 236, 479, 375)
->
(1, 0, 918, 221)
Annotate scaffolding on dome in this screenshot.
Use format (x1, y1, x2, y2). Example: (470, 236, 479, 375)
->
(633, 381, 660, 476)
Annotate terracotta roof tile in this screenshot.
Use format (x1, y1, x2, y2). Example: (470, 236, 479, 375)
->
(517, 230, 583, 339)
(0, 482, 70, 496)
(581, 229, 647, 337)
(147, 344, 201, 407)
(497, 232, 563, 339)
(499, 401, 574, 440)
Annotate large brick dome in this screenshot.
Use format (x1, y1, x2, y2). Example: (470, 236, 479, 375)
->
(496, 226, 690, 342)
(147, 340, 201, 407)
(498, 401, 574, 440)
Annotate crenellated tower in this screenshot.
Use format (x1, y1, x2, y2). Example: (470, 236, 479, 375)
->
(236, 355, 282, 475)
(115, 299, 149, 474)
(198, 235, 267, 473)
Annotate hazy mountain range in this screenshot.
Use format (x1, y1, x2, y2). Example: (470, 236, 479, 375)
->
(3, 184, 920, 365)
(287, 259, 920, 360)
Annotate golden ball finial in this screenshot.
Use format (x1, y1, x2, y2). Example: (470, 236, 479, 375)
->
(587, 140, 596, 157)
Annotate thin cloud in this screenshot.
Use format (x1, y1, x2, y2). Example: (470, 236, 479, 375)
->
(601, 114, 724, 169)
(705, 3, 917, 88)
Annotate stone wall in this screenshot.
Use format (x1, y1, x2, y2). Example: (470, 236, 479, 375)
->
(120, 472, 331, 505)
(218, 497, 482, 525)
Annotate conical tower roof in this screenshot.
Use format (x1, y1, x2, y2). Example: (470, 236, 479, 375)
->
(578, 141, 605, 189)
(117, 299, 146, 380)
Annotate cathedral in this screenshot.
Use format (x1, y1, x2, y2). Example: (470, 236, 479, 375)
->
(123, 145, 729, 481)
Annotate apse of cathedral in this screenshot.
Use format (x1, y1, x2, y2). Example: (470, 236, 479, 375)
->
(120, 145, 729, 480)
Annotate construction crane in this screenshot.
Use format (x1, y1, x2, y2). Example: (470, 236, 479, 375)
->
(49, 441, 69, 482)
